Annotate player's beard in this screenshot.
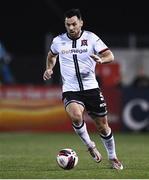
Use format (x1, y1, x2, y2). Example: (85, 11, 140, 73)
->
(69, 30, 81, 39)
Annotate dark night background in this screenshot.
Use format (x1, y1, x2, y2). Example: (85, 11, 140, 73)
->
(0, 0, 148, 84)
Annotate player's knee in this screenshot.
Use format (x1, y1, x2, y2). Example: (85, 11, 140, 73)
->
(70, 111, 83, 122)
(100, 126, 111, 136)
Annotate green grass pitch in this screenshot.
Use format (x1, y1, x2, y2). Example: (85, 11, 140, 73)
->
(0, 132, 149, 179)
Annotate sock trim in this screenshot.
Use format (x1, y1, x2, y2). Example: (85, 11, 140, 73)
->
(72, 120, 84, 129)
(100, 131, 113, 140)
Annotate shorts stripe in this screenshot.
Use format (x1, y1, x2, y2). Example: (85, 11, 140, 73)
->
(64, 100, 85, 109)
(88, 110, 108, 117)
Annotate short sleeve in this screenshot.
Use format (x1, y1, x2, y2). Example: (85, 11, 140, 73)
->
(50, 38, 59, 55)
(92, 33, 108, 54)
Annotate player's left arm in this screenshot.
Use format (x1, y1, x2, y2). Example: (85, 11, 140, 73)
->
(90, 49, 114, 64)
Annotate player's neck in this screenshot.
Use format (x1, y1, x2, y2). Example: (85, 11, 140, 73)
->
(67, 30, 83, 40)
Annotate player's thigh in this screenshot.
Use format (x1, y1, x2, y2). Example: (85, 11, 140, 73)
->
(66, 102, 84, 121)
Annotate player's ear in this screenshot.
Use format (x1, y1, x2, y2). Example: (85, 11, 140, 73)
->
(80, 19, 83, 27)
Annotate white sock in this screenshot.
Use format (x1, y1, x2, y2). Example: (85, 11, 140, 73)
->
(100, 129, 117, 159)
(72, 120, 92, 148)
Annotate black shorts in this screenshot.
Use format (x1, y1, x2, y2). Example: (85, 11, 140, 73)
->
(62, 88, 108, 118)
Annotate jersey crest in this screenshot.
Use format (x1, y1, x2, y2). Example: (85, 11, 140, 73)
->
(81, 39, 88, 46)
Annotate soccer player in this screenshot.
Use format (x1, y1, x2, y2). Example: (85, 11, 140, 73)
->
(43, 8, 123, 170)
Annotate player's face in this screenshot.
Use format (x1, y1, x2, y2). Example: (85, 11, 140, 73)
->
(65, 16, 83, 39)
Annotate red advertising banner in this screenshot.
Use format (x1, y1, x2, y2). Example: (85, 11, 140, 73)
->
(102, 87, 122, 131)
(0, 85, 122, 132)
(96, 63, 121, 88)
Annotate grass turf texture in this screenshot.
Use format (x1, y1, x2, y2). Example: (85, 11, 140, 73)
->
(0, 132, 149, 179)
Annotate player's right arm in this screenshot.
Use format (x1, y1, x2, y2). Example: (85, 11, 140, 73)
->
(43, 51, 58, 80)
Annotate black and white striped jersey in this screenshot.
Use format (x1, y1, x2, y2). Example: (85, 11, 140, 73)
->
(50, 30, 108, 92)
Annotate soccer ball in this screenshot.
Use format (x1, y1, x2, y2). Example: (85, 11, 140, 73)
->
(56, 148, 78, 170)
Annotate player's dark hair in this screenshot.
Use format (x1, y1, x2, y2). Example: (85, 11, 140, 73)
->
(64, 8, 82, 20)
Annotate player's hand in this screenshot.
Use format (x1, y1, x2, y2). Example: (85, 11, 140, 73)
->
(43, 69, 53, 80)
(90, 54, 102, 64)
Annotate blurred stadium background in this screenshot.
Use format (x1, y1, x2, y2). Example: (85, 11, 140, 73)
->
(0, 0, 148, 132)
(0, 0, 149, 178)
